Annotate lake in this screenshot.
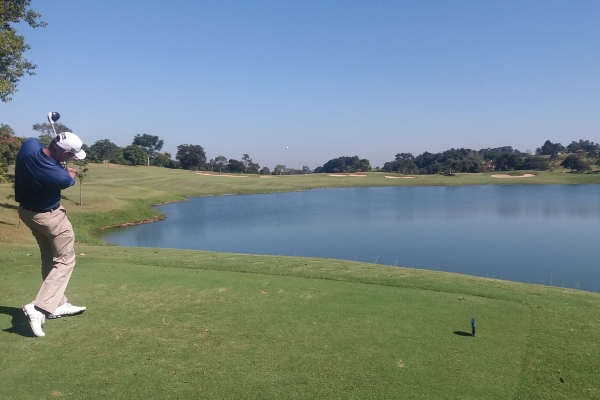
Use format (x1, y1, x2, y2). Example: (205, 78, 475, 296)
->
(102, 185, 600, 293)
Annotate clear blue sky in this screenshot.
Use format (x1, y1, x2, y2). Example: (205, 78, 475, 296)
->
(3, 0, 599, 169)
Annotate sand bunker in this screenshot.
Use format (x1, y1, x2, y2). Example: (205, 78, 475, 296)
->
(385, 176, 415, 179)
(491, 174, 535, 178)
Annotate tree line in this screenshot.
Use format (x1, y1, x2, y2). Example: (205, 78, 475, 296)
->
(315, 140, 600, 175)
(2, 122, 600, 183)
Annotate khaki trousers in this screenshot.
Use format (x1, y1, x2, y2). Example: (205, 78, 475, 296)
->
(19, 206, 75, 314)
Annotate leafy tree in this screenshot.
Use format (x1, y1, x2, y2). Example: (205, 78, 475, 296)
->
(382, 161, 395, 172)
(301, 165, 311, 174)
(273, 164, 287, 175)
(355, 159, 371, 172)
(240, 154, 260, 173)
(321, 157, 345, 173)
(123, 145, 148, 166)
(247, 162, 260, 174)
(391, 147, 526, 175)
(214, 155, 227, 172)
(132, 134, 164, 166)
(460, 153, 485, 173)
(561, 155, 590, 173)
(88, 139, 122, 164)
(0, 124, 21, 175)
(260, 166, 271, 175)
(152, 152, 172, 167)
(566, 141, 581, 153)
(383, 154, 416, 174)
(430, 161, 442, 174)
(0, 0, 46, 101)
(566, 139, 599, 153)
(586, 149, 598, 160)
(442, 149, 483, 173)
(394, 153, 417, 174)
(321, 156, 360, 173)
(523, 156, 549, 171)
(176, 144, 206, 170)
(242, 154, 251, 172)
(548, 153, 560, 169)
(479, 146, 525, 161)
(414, 151, 440, 174)
(81, 143, 90, 157)
(413, 148, 484, 174)
(536, 140, 565, 156)
(228, 159, 244, 173)
(38, 134, 51, 146)
(443, 159, 462, 175)
(32, 122, 72, 140)
(0, 162, 7, 182)
(494, 153, 522, 171)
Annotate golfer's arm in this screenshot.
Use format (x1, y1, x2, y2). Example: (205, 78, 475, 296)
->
(67, 167, 78, 179)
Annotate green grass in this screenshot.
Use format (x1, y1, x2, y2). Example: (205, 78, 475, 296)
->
(1, 165, 600, 399)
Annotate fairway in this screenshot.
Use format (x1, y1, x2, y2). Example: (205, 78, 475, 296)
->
(1, 166, 600, 399)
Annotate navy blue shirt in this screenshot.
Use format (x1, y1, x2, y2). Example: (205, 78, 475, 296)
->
(15, 138, 75, 210)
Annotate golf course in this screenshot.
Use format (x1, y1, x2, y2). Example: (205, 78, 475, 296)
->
(1, 165, 599, 399)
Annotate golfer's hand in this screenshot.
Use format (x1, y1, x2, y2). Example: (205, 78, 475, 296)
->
(67, 167, 78, 179)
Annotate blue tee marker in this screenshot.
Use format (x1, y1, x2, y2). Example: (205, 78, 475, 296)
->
(471, 318, 476, 337)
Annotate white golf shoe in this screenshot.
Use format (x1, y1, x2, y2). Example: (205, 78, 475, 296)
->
(22, 303, 45, 337)
(47, 303, 86, 319)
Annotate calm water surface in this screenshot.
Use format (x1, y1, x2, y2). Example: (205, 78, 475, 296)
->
(102, 185, 600, 292)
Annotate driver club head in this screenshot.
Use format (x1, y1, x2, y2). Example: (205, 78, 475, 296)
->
(47, 112, 60, 124)
(47, 111, 60, 137)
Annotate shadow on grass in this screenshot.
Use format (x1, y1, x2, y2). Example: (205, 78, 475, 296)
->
(453, 331, 474, 337)
(0, 306, 35, 337)
(0, 220, 18, 226)
(0, 202, 18, 210)
(61, 195, 78, 206)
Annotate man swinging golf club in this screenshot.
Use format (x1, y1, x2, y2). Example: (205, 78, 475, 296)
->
(15, 112, 87, 337)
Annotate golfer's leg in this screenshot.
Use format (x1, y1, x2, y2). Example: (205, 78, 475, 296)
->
(33, 209, 75, 314)
(19, 209, 66, 311)
(30, 229, 55, 281)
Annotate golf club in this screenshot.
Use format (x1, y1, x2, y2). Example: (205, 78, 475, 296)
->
(47, 111, 60, 138)
(47, 111, 68, 169)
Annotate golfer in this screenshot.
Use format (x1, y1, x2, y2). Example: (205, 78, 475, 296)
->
(15, 132, 88, 337)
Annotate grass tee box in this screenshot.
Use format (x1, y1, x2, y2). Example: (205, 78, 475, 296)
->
(2, 246, 599, 399)
(1, 165, 600, 398)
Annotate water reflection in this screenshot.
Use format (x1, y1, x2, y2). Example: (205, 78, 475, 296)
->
(103, 185, 600, 292)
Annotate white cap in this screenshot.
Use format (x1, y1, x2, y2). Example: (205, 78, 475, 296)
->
(56, 132, 86, 160)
